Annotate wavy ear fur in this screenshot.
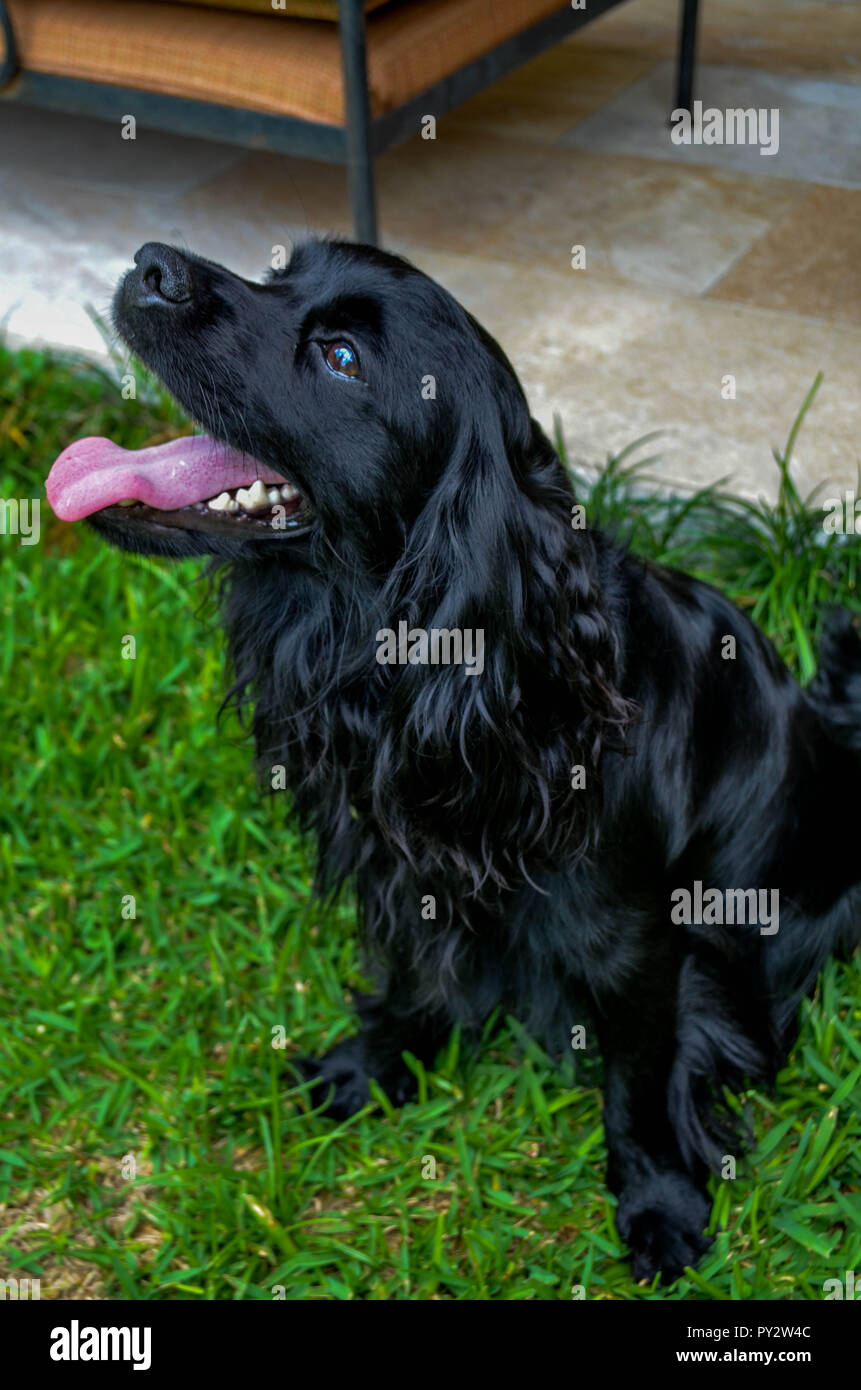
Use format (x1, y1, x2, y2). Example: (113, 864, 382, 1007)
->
(219, 391, 632, 916)
(371, 407, 633, 902)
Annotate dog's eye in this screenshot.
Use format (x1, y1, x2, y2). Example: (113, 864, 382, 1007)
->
(323, 341, 360, 378)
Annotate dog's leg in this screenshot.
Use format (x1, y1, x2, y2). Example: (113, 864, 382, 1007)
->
(593, 956, 714, 1283)
(297, 968, 451, 1120)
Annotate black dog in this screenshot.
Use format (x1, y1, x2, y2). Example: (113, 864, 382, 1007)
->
(47, 240, 861, 1282)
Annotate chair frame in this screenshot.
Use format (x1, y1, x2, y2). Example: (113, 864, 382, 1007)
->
(0, 0, 699, 246)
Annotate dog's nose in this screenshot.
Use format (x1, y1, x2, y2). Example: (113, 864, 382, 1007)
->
(130, 243, 193, 306)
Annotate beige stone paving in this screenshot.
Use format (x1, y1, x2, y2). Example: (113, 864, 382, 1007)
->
(1, 0, 858, 497)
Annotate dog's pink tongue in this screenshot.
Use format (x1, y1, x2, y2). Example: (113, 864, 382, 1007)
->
(46, 435, 285, 522)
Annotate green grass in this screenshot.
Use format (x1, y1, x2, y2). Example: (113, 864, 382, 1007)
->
(0, 342, 858, 1301)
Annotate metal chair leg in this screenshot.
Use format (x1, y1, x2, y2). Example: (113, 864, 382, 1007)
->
(675, 0, 699, 113)
(338, 0, 378, 245)
(0, 0, 19, 88)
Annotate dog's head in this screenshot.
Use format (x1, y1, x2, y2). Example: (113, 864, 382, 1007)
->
(48, 239, 630, 900)
(48, 238, 544, 567)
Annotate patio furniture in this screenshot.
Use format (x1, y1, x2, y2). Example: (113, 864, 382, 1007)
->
(0, 0, 699, 245)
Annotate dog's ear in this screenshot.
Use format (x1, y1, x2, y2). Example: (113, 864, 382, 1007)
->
(372, 403, 632, 902)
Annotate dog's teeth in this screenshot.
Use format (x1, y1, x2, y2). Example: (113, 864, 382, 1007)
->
(227, 498, 239, 513)
(236, 479, 269, 511)
(117, 498, 136, 506)
(280, 483, 298, 500)
(267, 488, 281, 504)
(247, 479, 270, 507)
(208, 491, 232, 511)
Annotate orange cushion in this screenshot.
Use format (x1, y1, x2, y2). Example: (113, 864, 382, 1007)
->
(5, 0, 569, 127)
(166, 1, 390, 19)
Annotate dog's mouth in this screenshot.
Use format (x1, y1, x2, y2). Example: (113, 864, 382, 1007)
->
(45, 433, 313, 539)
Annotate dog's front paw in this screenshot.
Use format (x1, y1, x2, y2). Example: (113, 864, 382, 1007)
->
(294, 1038, 417, 1119)
(294, 1039, 373, 1119)
(616, 1174, 712, 1283)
